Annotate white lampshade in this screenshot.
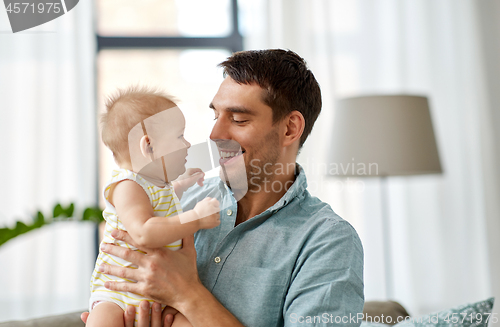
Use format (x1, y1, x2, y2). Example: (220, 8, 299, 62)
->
(328, 95, 442, 177)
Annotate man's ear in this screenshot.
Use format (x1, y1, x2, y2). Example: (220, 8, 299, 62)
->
(282, 110, 305, 148)
(140, 135, 154, 160)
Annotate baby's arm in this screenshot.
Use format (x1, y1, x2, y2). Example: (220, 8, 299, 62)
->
(172, 168, 204, 200)
(111, 180, 219, 249)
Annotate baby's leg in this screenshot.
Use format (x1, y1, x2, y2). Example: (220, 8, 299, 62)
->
(171, 312, 193, 327)
(86, 302, 125, 327)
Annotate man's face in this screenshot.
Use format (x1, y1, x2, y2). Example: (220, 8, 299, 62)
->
(210, 77, 281, 191)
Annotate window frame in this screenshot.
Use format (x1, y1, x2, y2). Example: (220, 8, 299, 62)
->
(96, 0, 243, 52)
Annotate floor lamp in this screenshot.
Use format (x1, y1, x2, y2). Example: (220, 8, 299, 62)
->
(327, 95, 443, 299)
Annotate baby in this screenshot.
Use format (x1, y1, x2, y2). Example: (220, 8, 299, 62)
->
(87, 86, 220, 327)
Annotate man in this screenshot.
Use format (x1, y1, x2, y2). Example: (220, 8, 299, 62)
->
(83, 49, 364, 326)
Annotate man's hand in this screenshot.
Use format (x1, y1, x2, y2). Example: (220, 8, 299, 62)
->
(80, 302, 175, 327)
(173, 168, 204, 199)
(193, 197, 220, 229)
(94, 229, 244, 327)
(98, 229, 202, 311)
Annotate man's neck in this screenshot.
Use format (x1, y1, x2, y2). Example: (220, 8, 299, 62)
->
(234, 163, 297, 226)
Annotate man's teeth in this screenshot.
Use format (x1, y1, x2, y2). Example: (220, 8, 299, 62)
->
(221, 151, 242, 159)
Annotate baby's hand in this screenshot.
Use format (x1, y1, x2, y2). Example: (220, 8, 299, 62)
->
(193, 197, 220, 230)
(177, 168, 205, 188)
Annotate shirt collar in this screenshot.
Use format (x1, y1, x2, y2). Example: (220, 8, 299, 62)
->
(219, 163, 308, 211)
(268, 163, 307, 211)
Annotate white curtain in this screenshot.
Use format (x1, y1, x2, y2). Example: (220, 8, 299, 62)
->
(0, 1, 96, 321)
(240, 0, 500, 317)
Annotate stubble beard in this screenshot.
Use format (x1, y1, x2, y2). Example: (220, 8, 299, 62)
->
(219, 127, 281, 195)
(245, 128, 281, 193)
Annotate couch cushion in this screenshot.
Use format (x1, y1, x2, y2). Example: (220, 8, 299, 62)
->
(363, 300, 410, 325)
(394, 297, 495, 327)
(0, 311, 84, 327)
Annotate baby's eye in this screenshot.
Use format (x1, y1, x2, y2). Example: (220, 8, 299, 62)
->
(178, 134, 184, 139)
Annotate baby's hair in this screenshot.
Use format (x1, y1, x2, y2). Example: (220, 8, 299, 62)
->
(101, 85, 177, 164)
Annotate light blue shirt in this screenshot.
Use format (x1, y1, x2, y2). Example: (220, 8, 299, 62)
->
(181, 165, 364, 326)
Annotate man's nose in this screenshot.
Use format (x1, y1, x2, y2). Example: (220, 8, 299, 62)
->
(210, 117, 230, 140)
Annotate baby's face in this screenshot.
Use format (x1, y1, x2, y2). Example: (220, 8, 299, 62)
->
(155, 120, 190, 181)
(128, 106, 190, 183)
(148, 107, 190, 181)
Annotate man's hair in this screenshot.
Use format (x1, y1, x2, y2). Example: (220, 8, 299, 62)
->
(218, 49, 322, 148)
(101, 86, 177, 164)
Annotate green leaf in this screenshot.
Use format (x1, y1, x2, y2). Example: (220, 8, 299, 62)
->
(1, 203, 102, 247)
(0, 228, 15, 246)
(53, 204, 64, 218)
(82, 207, 104, 223)
(53, 203, 75, 218)
(14, 221, 30, 234)
(33, 211, 45, 228)
(66, 203, 75, 217)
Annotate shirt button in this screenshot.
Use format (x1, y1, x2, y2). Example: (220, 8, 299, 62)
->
(226, 209, 233, 216)
(214, 256, 221, 263)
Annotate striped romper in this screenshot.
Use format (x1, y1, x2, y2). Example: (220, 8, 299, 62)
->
(89, 168, 182, 323)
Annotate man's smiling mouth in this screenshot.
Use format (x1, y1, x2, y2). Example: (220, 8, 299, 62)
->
(218, 149, 245, 165)
(220, 150, 244, 159)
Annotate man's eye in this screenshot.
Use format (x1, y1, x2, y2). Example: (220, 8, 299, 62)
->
(233, 119, 248, 124)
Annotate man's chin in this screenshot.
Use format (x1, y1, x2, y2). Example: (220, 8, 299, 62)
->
(218, 156, 248, 199)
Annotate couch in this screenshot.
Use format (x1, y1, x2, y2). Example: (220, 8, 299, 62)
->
(0, 298, 494, 327)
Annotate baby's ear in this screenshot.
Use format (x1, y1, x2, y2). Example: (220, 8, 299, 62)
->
(140, 135, 154, 160)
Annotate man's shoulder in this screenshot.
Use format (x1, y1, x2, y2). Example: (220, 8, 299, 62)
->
(294, 193, 362, 249)
(296, 192, 346, 227)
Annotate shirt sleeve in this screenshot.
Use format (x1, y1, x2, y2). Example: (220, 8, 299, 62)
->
(283, 219, 365, 327)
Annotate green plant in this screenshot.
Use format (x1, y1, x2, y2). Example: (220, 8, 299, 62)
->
(0, 203, 103, 247)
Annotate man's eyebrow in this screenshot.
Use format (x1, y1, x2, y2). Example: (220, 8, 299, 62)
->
(228, 107, 256, 115)
(209, 103, 255, 115)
